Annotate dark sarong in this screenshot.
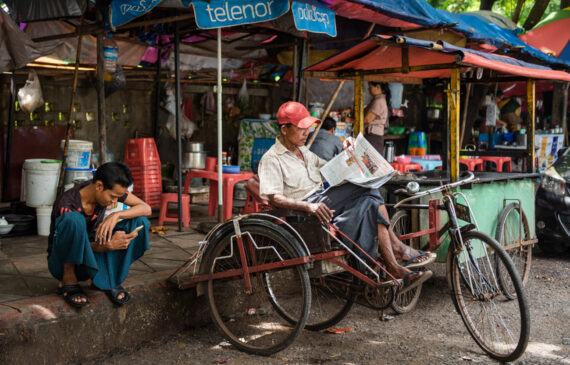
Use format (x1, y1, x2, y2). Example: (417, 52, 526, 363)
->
(305, 183, 389, 263)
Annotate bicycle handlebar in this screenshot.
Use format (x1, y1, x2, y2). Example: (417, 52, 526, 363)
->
(393, 172, 478, 209)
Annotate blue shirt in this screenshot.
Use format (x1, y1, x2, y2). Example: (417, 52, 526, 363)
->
(309, 129, 343, 161)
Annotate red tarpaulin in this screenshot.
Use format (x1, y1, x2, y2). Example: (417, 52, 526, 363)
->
(306, 35, 570, 82)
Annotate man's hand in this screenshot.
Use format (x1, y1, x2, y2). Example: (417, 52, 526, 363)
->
(307, 202, 334, 224)
(343, 136, 355, 150)
(104, 230, 138, 251)
(96, 213, 119, 244)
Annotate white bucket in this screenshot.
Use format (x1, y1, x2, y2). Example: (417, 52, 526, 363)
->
(36, 205, 52, 236)
(63, 167, 94, 186)
(23, 159, 62, 208)
(61, 139, 93, 169)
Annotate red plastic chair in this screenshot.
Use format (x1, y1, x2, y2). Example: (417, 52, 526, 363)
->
(158, 193, 190, 227)
(242, 175, 272, 214)
(479, 156, 512, 172)
(459, 158, 484, 172)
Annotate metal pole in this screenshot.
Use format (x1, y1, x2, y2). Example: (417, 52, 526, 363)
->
(2, 73, 16, 201)
(527, 79, 536, 173)
(96, 11, 107, 165)
(448, 68, 461, 182)
(217, 28, 223, 222)
(562, 83, 569, 146)
(175, 22, 183, 231)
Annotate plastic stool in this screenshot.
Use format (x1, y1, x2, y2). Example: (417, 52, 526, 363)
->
(411, 158, 442, 171)
(479, 156, 512, 172)
(158, 193, 190, 227)
(459, 158, 484, 172)
(390, 162, 422, 173)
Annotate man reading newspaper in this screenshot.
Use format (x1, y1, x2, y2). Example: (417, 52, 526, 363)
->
(258, 101, 434, 290)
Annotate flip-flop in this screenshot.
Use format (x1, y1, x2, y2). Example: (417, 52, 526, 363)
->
(403, 250, 437, 269)
(57, 284, 89, 308)
(398, 270, 433, 295)
(104, 286, 131, 306)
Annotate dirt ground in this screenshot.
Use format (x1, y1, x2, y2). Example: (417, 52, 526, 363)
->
(84, 248, 569, 365)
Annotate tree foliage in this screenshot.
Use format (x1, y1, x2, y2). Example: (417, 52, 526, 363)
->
(426, 0, 562, 28)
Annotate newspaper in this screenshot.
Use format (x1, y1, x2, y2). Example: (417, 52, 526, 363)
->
(320, 134, 396, 189)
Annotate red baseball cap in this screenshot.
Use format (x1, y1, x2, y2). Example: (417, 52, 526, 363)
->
(277, 101, 320, 129)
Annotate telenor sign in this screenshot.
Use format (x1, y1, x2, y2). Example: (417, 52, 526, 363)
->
(292, 0, 336, 37)
(193, 0, 290, 29)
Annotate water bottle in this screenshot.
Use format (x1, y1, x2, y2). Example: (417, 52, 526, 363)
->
(384, 141, 395, 162)
(103, 34, 118, 75)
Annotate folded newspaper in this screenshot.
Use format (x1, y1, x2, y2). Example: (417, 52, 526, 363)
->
(320, 134, 396, 189)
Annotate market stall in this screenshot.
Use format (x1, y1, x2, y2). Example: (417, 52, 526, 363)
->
(304, 34, 570, 258)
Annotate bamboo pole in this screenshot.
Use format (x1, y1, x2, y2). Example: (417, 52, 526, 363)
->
(307, 81, 345, 148)
(57, 22, 84, 196)
(354, 73, 364, 136)
(448, 69, 461, 182)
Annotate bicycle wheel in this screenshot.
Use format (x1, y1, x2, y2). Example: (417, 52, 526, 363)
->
(202, 220, 311, 356)
(447, 230, 530, 362)
(495, 203, 532, 295)
(390, 210, 422, 314)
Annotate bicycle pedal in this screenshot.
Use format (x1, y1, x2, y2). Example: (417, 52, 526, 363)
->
(377, 278, 403, 288)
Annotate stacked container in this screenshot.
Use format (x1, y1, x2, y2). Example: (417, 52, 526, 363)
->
(124, 138, 162, 208)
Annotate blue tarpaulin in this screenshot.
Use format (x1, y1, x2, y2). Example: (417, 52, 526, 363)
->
(333, 0, 570, 68)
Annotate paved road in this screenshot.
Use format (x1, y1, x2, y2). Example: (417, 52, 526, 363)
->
(84, 250, 570, 365)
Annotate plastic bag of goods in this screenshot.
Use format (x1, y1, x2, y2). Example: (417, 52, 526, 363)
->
(17, 70, 44, 113)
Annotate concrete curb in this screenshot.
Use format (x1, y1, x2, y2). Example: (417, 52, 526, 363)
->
(0, 271, 210, 365)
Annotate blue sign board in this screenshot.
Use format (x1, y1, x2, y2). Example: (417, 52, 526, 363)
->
(108, 0, 163, 29)
(193, 0, 290, 29)
(292, 0, 336, 37)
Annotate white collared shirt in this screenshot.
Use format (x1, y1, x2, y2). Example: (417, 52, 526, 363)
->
(259, 137, 327, 200)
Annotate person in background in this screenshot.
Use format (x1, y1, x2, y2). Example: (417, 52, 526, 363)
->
(47, 162, 152, 308)
(364, 81, 391, 155)
(308, 117, 343, 161)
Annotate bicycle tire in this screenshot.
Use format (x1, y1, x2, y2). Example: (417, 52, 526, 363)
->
(390, 210, 422, 314)
(495, 203, 532, 296)
(447, 230, 530, 362)
(202, 220, 311, 356)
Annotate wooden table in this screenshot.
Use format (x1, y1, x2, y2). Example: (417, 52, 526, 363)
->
(183, 169, 254, 221)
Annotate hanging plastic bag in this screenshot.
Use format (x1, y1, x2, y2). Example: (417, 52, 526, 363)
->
(104, 65, 126, 97)
(17, 70, 44, 113)
(237, 79, 249, 111)
(165, 103, 197, 140)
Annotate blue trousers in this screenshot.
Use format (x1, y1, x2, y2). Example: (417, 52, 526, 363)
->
(48, 212, 150, 290)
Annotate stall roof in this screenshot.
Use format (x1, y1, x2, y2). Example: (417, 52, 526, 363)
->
(305, 35, 570, 82)
(323, 0, 570, 68)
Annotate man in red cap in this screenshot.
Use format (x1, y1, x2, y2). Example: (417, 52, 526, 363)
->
(258, 101, 434, 290)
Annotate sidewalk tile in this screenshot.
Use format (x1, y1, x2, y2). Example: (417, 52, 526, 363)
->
(10, 255, 51, 278)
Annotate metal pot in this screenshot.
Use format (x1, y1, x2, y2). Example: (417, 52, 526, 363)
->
(183, 141, 204, 153)
(182, 152, 207, 169)
(426, 108, 441, 120)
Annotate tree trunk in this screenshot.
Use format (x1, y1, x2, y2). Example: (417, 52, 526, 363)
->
(512, 0, 525, 24)
(480, 0, 496, 10)
(523, 0, 551, 30)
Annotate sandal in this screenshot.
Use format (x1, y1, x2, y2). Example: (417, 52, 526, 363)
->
(57, 284, 89, 308)
(402, 250, 437, 269)
(104, 286, 131, 306)
(398, 270, 433, 295)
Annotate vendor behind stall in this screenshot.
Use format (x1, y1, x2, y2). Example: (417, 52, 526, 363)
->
(363, 82, 391, 155)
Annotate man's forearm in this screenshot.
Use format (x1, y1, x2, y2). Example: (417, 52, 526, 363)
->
(269, 194, 311, 212)
(111, 203, 151, 221)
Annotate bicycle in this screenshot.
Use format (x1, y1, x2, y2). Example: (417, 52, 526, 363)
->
(392, 172, 530, 361)
(169, 172, 530, 362)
